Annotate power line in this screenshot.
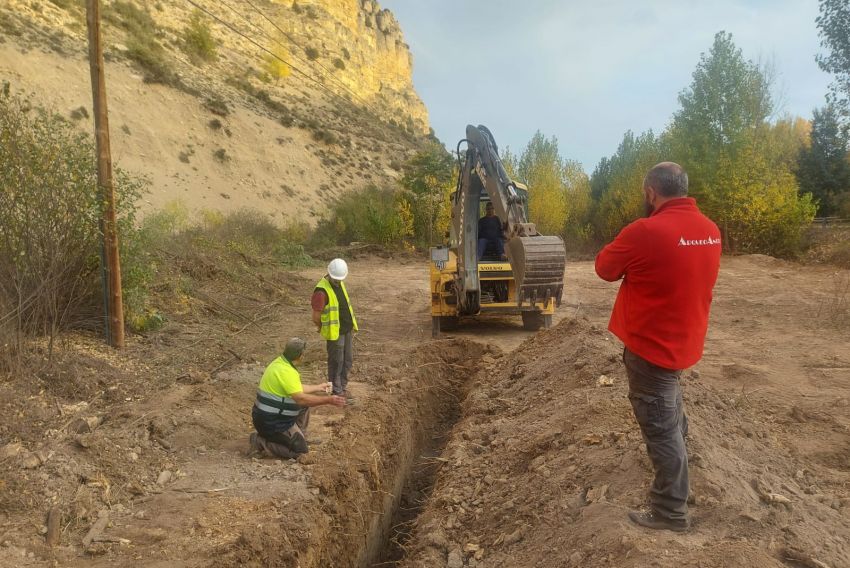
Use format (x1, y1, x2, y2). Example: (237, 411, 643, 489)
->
(236, 0, 375, 112)
(184, 0, 372, 117)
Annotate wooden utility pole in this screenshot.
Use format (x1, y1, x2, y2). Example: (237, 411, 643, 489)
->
(86, 0, 124, 348)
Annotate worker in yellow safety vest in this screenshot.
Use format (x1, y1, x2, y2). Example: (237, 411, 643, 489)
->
(249, 337, 345, 459)
(311, 258, 358, 401)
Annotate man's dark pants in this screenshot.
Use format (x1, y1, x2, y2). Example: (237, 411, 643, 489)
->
(477, 237, 504, 260)
(253, 407, 310, 458)
(623, 348, 689, 521)
(327, 331, 353, 395)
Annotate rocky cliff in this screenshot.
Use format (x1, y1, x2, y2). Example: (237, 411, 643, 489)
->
(0, 0, 430, 222)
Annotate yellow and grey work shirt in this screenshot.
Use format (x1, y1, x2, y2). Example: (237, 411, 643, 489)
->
(252, 356, 303, 432)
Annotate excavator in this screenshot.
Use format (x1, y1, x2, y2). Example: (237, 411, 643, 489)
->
(429, 125, 567, 337)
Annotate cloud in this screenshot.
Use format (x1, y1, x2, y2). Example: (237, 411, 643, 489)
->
(382, 0, 832, 170)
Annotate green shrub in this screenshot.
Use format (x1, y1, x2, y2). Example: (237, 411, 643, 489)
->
(193, 209, 315, 267)
(333, 58, 345, 71)
(320, 185, 413, 247)
(181, 9, 217, 65)
(305, 47, 319, 61)
(0, 89, 145, 360)
(203, 96, 229, 116)
(312, 129, 337, 145)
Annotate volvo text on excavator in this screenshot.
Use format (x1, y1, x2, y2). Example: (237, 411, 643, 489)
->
(429, 125, 567, 337)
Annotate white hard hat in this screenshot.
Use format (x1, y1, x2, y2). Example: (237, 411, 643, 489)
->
(327, 258, 348, 280)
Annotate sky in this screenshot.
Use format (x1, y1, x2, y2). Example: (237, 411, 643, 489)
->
(381, 0, 834, 173)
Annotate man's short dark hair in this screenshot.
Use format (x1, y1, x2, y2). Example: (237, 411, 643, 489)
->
(485, 202, 494, 209)
(644, 162, 688, 198)
(283, 337, 307, 361)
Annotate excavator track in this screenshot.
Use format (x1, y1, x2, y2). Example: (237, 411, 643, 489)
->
(507, 236, 566, 307)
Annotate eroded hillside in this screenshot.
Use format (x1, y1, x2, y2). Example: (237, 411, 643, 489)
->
(0, 0, 430, 222)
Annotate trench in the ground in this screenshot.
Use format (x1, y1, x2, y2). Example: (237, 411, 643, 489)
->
(361, 343, 486, 568)
(370, 385, 462, 566)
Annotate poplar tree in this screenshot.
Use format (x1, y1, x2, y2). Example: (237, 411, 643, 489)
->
(817, 0, 850, 120)
(797, 104, 850, 216)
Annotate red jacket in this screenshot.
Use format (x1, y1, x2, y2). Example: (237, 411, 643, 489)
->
(595, 197, 721, 370)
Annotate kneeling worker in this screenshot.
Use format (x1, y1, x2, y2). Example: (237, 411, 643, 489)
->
(249, 337, 346, 459)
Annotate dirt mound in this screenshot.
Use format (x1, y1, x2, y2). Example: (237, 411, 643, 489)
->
(400, 317, 850, 568)
(213, 338, 494, 568)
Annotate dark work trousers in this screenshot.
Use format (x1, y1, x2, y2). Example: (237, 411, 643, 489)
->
(623, 348, 689, 521)
(327, 331, 354, 395)
(477, 237, 504, 259)
(258, 407, 310, 458)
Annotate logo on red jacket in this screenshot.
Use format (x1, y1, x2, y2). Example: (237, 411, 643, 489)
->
(678, 236, 721, 247)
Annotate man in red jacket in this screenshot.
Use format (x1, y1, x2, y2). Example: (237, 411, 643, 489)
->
(595, 162, 721, 532)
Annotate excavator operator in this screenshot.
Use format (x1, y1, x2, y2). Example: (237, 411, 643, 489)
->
(477, 202, 506, 260)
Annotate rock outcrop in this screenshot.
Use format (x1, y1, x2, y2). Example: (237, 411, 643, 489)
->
(0, 0, 430, 221)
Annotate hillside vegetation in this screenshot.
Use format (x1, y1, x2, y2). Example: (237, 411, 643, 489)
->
(0, 0, 431, 222)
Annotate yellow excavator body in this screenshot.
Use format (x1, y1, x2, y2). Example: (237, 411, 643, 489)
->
(429, 126, 565, 337)
(430, 249, 556, 336)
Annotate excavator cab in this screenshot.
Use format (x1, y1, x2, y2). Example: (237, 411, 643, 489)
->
(429, 125, 566, 337)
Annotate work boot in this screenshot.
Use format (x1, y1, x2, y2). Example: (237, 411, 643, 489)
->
(342, 389, 356, 406)
(264, 440, 302, 460)
(628, 510, 690, 532)
(247, 433, 268, 457)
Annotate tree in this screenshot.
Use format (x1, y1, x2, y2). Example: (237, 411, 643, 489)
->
(501, 146, 518, 179)
(561, 160, 593, 247)
(670, 31, 772, 201)
(590, 156, 612, 201)
(816, 0, 850, 120)
(399, 142, 456, 245)
(668, 31, 815, 254)
(515, 132, 566, 236)
(712, 125, 816, 255)
(511, 132, 593, 247)
(591, 130, 665, 241)
(263, 43, 292, 82)
(797, 104, 850, 216)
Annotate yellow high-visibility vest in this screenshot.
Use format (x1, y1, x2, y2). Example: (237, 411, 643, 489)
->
(315, 277, 358, 341)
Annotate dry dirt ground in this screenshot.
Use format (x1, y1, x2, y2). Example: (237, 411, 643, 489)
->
(1, 255, 849, 567)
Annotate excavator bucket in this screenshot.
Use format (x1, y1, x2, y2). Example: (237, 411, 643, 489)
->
(507, 235, 566, 307)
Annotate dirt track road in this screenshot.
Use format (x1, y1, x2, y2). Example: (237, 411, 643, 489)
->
(1, 254, 848, 567)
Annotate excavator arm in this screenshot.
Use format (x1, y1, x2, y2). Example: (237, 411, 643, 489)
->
(452, 125, 566, 315)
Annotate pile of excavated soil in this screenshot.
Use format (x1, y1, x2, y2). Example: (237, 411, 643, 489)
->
(214, 338, 493, 568)
(401, 317, 850, 568)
